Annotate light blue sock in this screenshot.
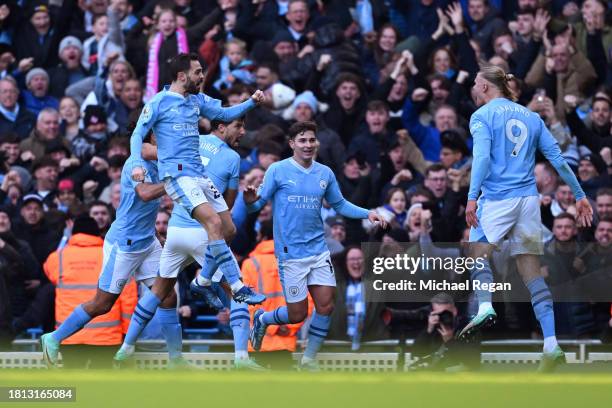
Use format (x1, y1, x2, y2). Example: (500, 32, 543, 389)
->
(260, 306, 290, 326)
(52, 305, 91, 343)
(124, 291, 161, 346)
(230, 300, 250, 355)
(207, 240, 241, 285)
(304, 312, 330, 360)
(471, 258, 493, 305)
(527, 277, 555, 338)
(158, 308, 182, 360)
(198, 248, 217, 280)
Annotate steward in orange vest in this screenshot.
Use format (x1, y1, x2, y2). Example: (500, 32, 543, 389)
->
(43, 218, 136, 347)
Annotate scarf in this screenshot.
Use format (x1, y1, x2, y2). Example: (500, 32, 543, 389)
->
(145, 28, 189, 102)
(0, 103, 19, 122)
(346, 279, 365, 350)
(383, 204, 407, 226)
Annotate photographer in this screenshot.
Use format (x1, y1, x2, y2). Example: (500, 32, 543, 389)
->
(411, 293, 479, 371)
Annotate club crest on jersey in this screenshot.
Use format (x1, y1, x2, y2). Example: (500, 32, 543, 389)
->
(193, 104, 200, 115)
(142, 104, 152, 121)
(289, 286, 299, 296)
(116, 279, 127, 290)
(191, 188, 202, 198)
(319, 180, 327, 189)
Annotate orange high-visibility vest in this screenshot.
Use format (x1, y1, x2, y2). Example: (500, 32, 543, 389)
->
(241, 240, 312, 352)
(43, 234, 137, 346)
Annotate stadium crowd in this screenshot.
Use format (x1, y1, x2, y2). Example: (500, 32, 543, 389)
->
(0, 0, 611, 355)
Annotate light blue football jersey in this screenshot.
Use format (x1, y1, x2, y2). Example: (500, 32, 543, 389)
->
(105, 156, 160, 252)
(169, 134, 240, 228)
(468, 98, 585, 201)
(130, 87, 254, 179)
(247, 158, 369, 260)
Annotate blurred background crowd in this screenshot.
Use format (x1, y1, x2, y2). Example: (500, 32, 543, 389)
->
(0, 0, 610, 359)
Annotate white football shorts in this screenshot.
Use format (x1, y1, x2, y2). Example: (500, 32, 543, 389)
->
(278, 251, 336, 303)
(98, 238, 162, 294)
(469, 195, 543, 255)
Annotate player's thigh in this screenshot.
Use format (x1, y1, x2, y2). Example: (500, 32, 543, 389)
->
(307, 252, 337, 313)
(279, 258, 310, 304)
(98, 242, 142, 294)
(159, 230, 198, 279)
(164, 176, 212, 221)
(508, 196, 544, 256)
(478, 197, 522, 246)
(135, 239, 164, 282)
(200, 177, 229, 214)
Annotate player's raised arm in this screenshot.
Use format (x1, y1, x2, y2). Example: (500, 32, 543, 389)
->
(537, 119, 593, 226)
(199, 90, 264, 122)
(129, 103, 158, 181)
(324, 171, 388, 228)
(245, 164, 278, 213)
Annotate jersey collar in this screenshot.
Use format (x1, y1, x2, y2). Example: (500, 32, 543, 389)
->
(289, 157, 314, 174)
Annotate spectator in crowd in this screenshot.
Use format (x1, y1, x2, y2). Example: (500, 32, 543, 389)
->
(28, 156, 59, 209)
(0, 78, 36, 139)
(328, 246, 389, 348)
(58, 96, 81, 142)
(421, 164, 462, 241)
(48, 36, 87, 99)
(19, 108, 68, 163)
(56, 179, 79, 213)
(325, 215, 346, 255)
(71, 105, 109, 163)
(13, 193, 62, 265)
(467, 0, 506, 58)
(22, 67, 59, 116)
(155, 208, 169, 245)
(348, 100, 395, 167)
(595, 188, 612, 221)
(322, 73, 367, 147)
(81, 3, 125, 76)
(114, 78, 143, 133)
(578, 154, 609, 199)
(13, 1, 74, 69)
(88, 200, 113, 238)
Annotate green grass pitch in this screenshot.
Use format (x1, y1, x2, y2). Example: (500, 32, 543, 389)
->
(1, 369, 612, 408)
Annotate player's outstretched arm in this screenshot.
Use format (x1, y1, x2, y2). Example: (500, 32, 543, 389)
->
(200, 90, 264, 122)
(244, 184, 265, 212)
(245, 164, 278, 213)
(135, 182, 166, 202)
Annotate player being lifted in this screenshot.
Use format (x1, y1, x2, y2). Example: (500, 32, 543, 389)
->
(245, 121, 388, 371)
(127, 118, 265, 370)
(459, 65, 593, 372)
(115, 53, 266, 362)
(40, 134, 188, 367)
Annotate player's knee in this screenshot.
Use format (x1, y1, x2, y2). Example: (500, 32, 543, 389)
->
(288, 308, 307, 324)
(223, 223, 237, 242)
(316, 303, 334, 316)
(160, 291, 177, 308)
(205, 214, 223, 237)
(90, 300, 113, 316)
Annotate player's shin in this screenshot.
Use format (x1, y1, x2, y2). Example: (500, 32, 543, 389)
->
(471, 258, 494, 313)
(196, 247, 217, 285)
(159, 308, 183, 360)
(527, 277, 558, 352)
(302, 311, 331, 363)
(207, 239, 243, 291)
(230, 301, 250, 360)
(260, 306, 290, 325)
(51, 305, 92, 343)
(123, 290, 162, 347)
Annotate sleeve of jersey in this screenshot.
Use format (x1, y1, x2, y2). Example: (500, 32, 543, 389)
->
(538, 120, 586, 201)
(228, 156, 240, 190)
(129, 102, 157, 166)
(325, 172, 370, 219)
(246, 166, 276, 213)
(467, 115, 492, 201)
(198, 93, 255, 121)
